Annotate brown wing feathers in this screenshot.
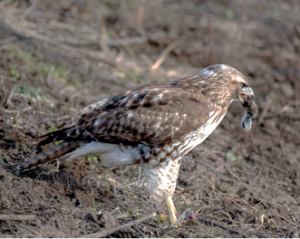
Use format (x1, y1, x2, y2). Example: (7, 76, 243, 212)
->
(14, 75, 211, 173)
(76, 81, 210, 145)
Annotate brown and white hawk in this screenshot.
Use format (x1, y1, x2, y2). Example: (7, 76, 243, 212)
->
(15, 64, 258, 224)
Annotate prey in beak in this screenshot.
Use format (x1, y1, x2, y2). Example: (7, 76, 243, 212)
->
(239, 85, 258, 131)
(239, 85, 254, 107)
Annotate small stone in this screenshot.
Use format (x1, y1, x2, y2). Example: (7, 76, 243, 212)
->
(100, 211, 118, 229)
(281, 83, 294, 98)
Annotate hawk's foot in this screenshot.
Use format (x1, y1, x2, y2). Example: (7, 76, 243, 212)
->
(166, 196, 177, 225)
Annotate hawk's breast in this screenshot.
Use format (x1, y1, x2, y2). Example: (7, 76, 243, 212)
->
(176, 108, 226, 156)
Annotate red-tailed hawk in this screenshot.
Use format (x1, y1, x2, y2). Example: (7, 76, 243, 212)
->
(14, 64, 258, 224)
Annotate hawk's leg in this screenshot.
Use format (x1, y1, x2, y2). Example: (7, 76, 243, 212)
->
(166, 196, 177, 224)
(144, 156, 182, 225)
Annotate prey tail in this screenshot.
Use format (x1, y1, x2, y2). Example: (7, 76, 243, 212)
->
(14, 140, 85, 174)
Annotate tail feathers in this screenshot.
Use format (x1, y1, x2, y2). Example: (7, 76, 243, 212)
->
(35, 125, 76, 153)
(14, 140, 85, 174)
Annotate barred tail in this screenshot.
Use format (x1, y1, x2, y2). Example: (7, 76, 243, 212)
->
(14, 141, 85, 174)
(34, 124, 76, 153)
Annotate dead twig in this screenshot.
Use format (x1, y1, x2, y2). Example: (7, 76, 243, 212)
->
(82, 211, 157, 238)
(0, 106, 32, 114)
(265, 112, 300, 120)
(6, 84, 16, 107)
(109, 31, 136, 58)
(155, 230, 160, 238)
(259, 97, 272, 123)
(47, 19, 98, 35)
(121, 16, 149, 39)
(151, 39, 182, 71)
(251, 155, 286, 174)
(46, 65, 54, 87)
(197, 158, 229, 177)
(0, 214, 36, 220)
(198, 217, 267, 238)
(136, 0, 146, 26)
(132, 225, 146, 238)
(98, 15, 110, 56)
(278, 100, 300, 114)
(18, 0, 36, 26)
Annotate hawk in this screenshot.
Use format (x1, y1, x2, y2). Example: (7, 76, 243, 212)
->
(14, 64, 258, 224)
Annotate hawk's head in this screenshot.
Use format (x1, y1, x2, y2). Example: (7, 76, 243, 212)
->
(198, 64, 258, 131)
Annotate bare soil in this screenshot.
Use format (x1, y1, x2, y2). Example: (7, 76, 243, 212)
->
(0, 0, 300, 237)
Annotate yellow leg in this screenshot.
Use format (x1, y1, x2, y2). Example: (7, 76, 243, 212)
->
(166, 196, 177, 224)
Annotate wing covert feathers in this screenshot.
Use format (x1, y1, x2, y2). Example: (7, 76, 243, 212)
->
(75, 78, 211, 146)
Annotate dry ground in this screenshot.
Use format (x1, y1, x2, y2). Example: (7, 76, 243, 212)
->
(0, 0, 300, 237)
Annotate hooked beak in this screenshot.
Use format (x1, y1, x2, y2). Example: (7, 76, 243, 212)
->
(239, 86, 254, 106)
